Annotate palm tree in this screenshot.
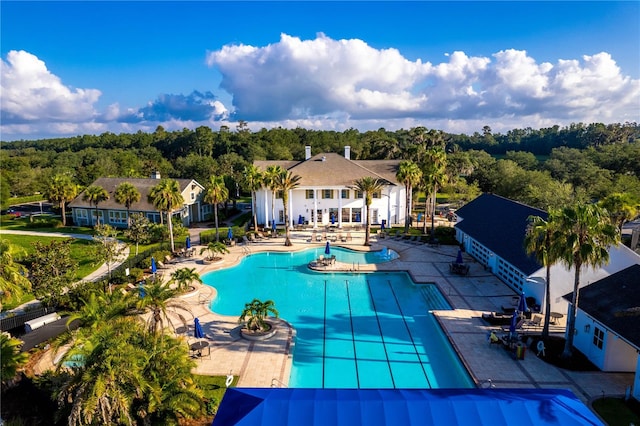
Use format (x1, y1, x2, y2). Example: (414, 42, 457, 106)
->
(274, 169, 301, 246)
(203, 175, 229, 242)
(58, 318, 202, 425)
(44, 174, 78, 226)
(239, 298, 279, 332)
(396, 160, 422, 233)
(170, 267, 202, 293)
(136, 279, 192, 334)
(524, 211, 560, 340)
(1, 333, 29, 386)
(552, 203, 620, 358)
(114, 181, 141, 227)
(82, 185, 109, 226)
(243, 164, 263, 232)
(352, 176, 385, 246)
(149, 178, 184, 253)
(421, 148, 447, 238)
(199, 241, 230, 262)
(263, 165, 284, 230)
(599, 192, 640, 233)
(65, 289, 133, 332)
(0, 239, 31, 311)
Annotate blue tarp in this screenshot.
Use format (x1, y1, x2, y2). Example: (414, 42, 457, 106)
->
(212, 388, 603, 426)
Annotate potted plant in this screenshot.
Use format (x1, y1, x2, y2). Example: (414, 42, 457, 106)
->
(238, 298, 279, 340)
(199, 241, 229, 264)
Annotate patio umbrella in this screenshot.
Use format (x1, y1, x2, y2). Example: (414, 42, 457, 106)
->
(418, 213, 423, 222)
(355, 213, 361, 222)
(151, 257, 157, 275)
(272, 221, 277, 233)
(298, 215, 303, 225)
(186, 236, 191, 249)
(517, 292, 529, 314)
(331, 214, 335, 225)
(381, 221, 385, 231)
(325, 241, 331, 255)
(194, 318, 205, 339)
(138, 282, 145, 298)
(509, 311, 519, 334)
(456, 249, 463, 264)
(227, 227, 233, 241)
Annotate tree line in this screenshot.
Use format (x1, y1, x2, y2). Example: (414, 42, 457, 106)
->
(1, 122, 639, 212)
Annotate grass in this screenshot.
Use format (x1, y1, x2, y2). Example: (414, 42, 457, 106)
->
(0, 216, 94, 235)
(1, 234, 99, 278)
(592, 397, 640, 426)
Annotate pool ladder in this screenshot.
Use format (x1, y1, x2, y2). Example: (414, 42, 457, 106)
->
(271, 378, 287, 388)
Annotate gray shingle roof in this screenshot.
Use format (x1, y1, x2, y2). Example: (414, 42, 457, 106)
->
(255, 153, 400, 187)
(454, 193, 547, 275)
(563, 264, 640, 348)
(68, 177, 198, 212)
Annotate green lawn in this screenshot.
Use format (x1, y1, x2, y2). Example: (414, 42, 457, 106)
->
(1, 234, 99, 279)
(592, 397, 640, 425)
(194, 374, 238, 418)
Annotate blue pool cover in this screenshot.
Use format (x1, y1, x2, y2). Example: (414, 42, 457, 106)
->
(212, 388, 603, 426)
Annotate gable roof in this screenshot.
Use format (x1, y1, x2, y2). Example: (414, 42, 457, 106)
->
(255, 153, 400, 187)
(454, 194, 547, 275)
(68, 177, 199, 212)
(213, 388, 603, 426)
(563, 264, 640, 348)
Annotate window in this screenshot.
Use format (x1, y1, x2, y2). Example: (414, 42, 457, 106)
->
(190, 192, 195, 201)
(355, 190, 363, 199)
(77, 209, 88, 219)
(322, 189, 334, 199)
(108, 211, 127, 225)
(593, 327, 604, 349)
(352, 208, 362, 222)
(341, 208, 350, 222)
(341, 189, 350, 199)
(278, 210, 284, 223)
(305, 190, 314, 199)
(276, 190, 284, 199)
(372, 191, 381, 198)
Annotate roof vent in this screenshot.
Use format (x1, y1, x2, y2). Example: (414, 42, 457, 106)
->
(305, 146, 312, 160)
(322, 156, 326, 162)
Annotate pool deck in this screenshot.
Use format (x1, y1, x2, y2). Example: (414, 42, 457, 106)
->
(118, 229, 635, 402)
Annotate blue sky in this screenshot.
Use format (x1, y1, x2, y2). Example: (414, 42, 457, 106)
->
(1, 1, 638, 141)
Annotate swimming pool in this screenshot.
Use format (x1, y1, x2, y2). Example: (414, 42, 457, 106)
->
(204, 247, 473, 388)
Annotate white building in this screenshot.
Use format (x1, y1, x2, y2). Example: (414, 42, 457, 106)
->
(563, 265, 640, 399)
(454, 194, 640, 315)
(253, 146, 405, 229)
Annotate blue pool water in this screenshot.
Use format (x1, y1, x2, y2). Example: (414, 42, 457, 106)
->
(203, 247, 473, 388)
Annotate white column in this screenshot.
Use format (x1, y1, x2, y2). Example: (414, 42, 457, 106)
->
(288, 190, 294, 229)
(264, 190, 269, 228)
(338, 188, 343, 228)
(313, 189, 319, 229)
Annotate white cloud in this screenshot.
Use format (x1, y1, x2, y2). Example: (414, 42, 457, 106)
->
(0, 50, 101, 124)
(207, 34, 639, 125)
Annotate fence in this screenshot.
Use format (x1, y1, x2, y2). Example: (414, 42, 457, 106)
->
(1, 306, 55, 332)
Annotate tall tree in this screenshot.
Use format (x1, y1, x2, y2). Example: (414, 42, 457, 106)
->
(44, 174, 78, 226)
(598, 192, 640, 233)
(552, 203, 619, 358)
(263, 165, 284, 229)
(524, 211, 560, 340)
(114, 181, 141, 227)
(396, 160, 422, 233)
(30, 239, 78, 307)
(0, 239, 31, 312)
(242, 164, 263, 232)
(82, 185, 109, 226)
(124, 212, 151, 256)
(135, 279, 191, 334)
(421, 148, 448, 237)
(274, 169, 301, 246)
(203, 175, 229, 242)
(93, 223, 127, 290)
(148, 179, 184, 253)
(352, 177, 384, 246)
